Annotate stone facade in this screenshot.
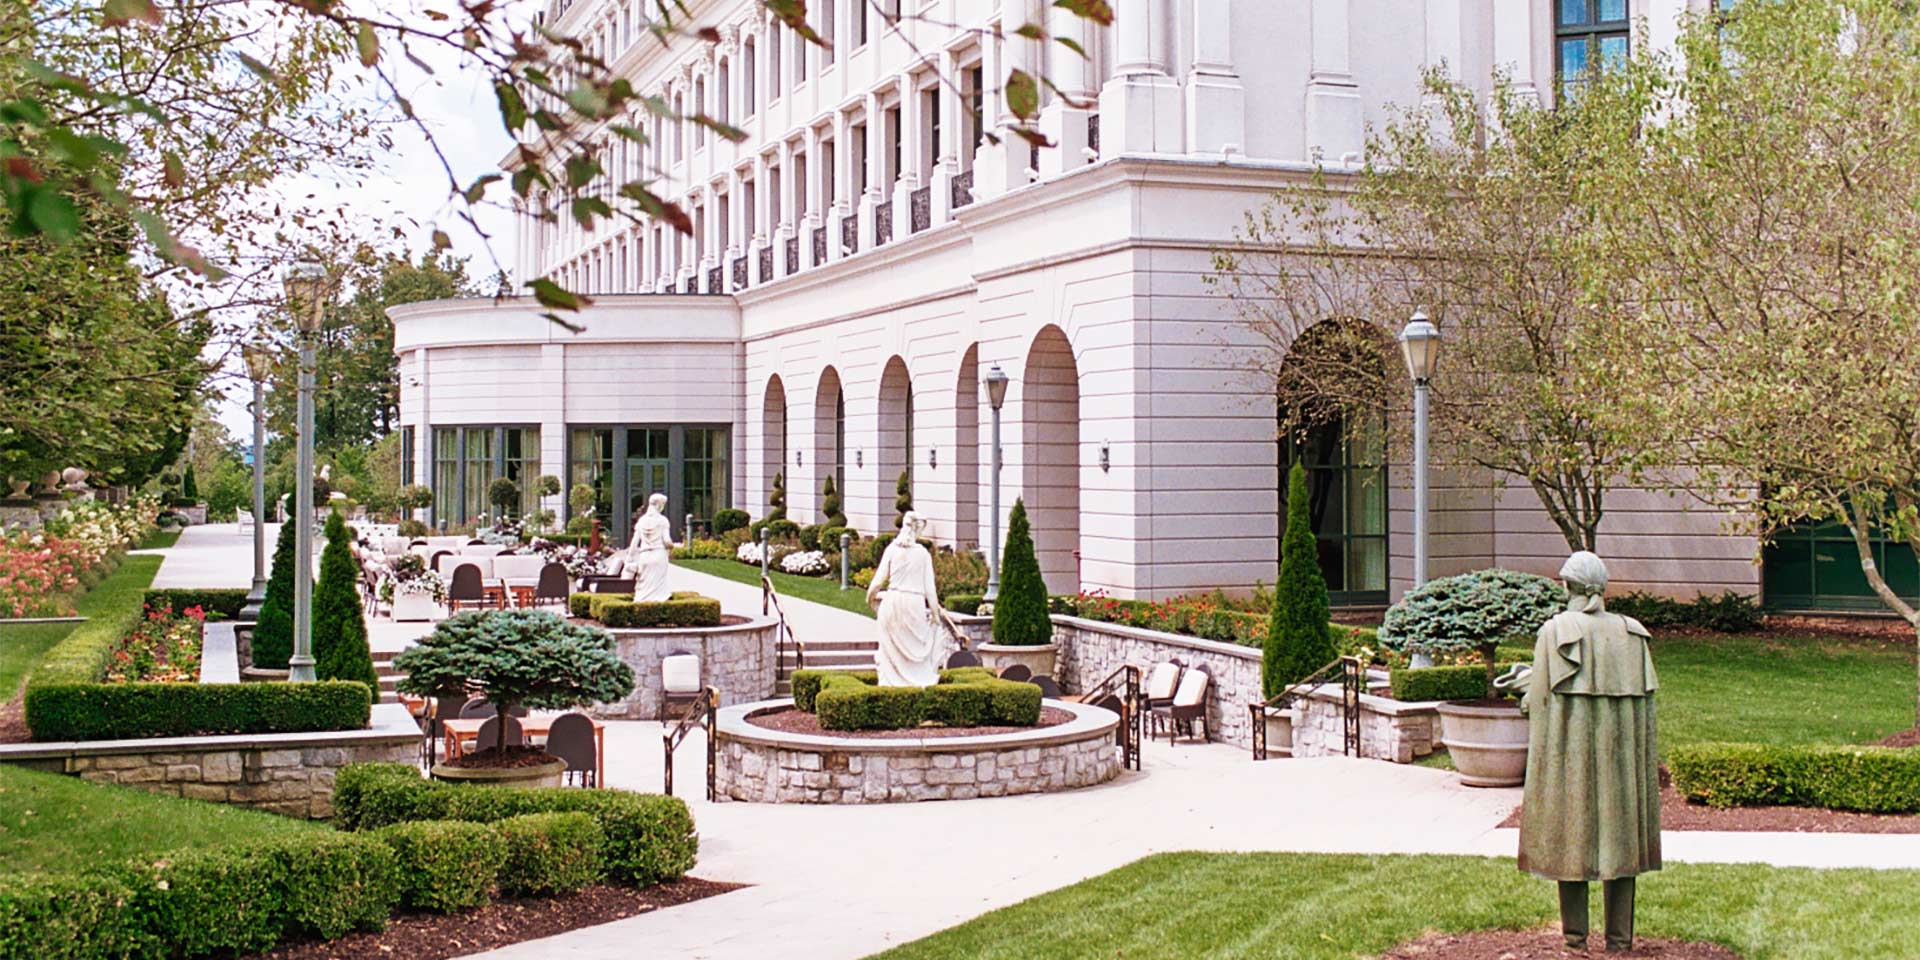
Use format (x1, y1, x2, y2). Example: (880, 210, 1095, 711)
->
(0, 703, 421, 819)
(1291, 686, 1441, 765)
(590, 617, 779, 721)
(714, 700, 1121, 804)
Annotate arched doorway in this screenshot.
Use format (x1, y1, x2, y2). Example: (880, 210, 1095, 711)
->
(954, 344, 980, 549)
(1021, 326, 1080, 593)
(877, 357, 912, 530)
(814, 366, 843, 524)
(762, 375, 787, 517)
(1275, 320, 1390, 606)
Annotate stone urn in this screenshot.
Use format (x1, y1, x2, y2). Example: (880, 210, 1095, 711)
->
(1262, 705, 1301, 757)
(977, 642, 1058, 679)
(1436, 700, 1529, 787)
(431, 756, 567, 789)
(4, 478, 29, 500)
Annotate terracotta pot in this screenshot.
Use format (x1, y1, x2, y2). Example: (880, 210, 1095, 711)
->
(431, 756, 567, 788)
(976, 642, 1058, 679)
(1436, 699, 1528, 787)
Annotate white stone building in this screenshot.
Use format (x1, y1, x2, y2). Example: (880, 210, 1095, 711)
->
(394, 0, 1894, 611)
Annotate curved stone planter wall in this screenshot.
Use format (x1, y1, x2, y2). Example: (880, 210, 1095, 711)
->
(590, 616, 779, 721)
(714, 698, 1121, 803)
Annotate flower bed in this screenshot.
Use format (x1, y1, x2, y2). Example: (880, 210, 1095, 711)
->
(103, 601, 205, 683)
(0, 497, 157, 618)
(1061, 590, 1380, 656)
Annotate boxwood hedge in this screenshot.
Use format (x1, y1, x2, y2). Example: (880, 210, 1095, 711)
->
(792, 667, 1043, 731)
(25, 680, 371, 742)
(570, 592, 722, 628)
(374, 820, 507, 914)
(142, 588, 249, 621)
(1668, 742, 1920, 813)
(493, 812, 605, 897)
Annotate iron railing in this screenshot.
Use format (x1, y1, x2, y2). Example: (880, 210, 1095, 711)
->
(681, 276, 696, 294)
(951, 170, 974, 209)
(758, 245, 774, 283)
(910, 185, 930, 233)
(1248, 655, 1364, 761)
(1088, 113, 1100, 155)
(875, 200, 893, 245)
(840, 214, 858, 255)
(762, 574, 807, 680)
(732, 256, 748, 289)
(662, 685, 719, 801)
(784, 235, 799, 274)
(1078, 663, 1143, 771)
(706, 265, 722, 294)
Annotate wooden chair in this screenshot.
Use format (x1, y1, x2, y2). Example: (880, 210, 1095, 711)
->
(532, 563, 570, 610)
(1145, 660, 1183, 713)
(997, 663, 1032, 683)
(1030, 675, 1063, 699)
(945, 649, 982, 669)
(1151, 665, 1211, 744)
(662, 651, 703, 718)
(474, 714, 524, 752)
(447, 563, 489, 611)
(547, 712, 598, 787)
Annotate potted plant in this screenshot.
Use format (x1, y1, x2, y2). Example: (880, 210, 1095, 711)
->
(396, 609, 635, 788)
(380, 553, 446, 623)
(978, 499, 1058, 678)
(1378, 568, 1564, 787)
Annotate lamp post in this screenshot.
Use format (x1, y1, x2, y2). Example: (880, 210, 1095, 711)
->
(239, 343, 274, 621)
(284, 262, 328, 683)
(1399, 308, 1442, 667)
(983, 364, 1010, 601)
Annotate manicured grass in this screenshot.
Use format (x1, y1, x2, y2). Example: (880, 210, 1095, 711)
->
(135, 528, 181, 551)
(870, 852, 1920, 960)
(1653, 633, 1913, 749)
(0, 763, 320, 874)
(0, 555, 161, 699)
(675, 557, 877, 619)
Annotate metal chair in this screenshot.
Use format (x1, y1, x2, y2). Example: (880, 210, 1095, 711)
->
(533, 563, 570, 610)
(547, 712, 599, 787)
(997, 663, 1032, 683)
(474, 714, 524, 752)
(1151, 664, 1211, 744)
(1030, 675, 1063, 699)
(662, 651, 703, 718)
(447, 563, 488, 611)
(1145, 660, 1184, 713)
(945, 649, 982, 668)
(462, 697, 526, 718)
(1091, 693, 1129, 747)
(589, 577, 636, 594)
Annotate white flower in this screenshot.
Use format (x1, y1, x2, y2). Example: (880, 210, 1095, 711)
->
(779, 550, 829, 575)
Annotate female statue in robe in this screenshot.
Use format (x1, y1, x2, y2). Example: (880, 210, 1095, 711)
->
(628, 493, 673, 603)
(866, 512, 955, 687)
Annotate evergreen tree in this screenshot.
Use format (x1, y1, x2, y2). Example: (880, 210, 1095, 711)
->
(181, 463, 198, 500)
(1266, 462, 1335, 697)
(894, 470, 912, 529)
(821, 474, 846, 527)
(991, 498, 1052, 646)
(314, 510, 379, 693)
(767, 471, 787, 522)
(252, 519, 303, 669)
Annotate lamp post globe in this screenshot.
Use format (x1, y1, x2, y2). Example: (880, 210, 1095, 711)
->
(983, 364, 1010, 601)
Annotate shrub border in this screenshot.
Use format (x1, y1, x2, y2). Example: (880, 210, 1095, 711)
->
(569, 592, 722, 629)
(1669, 742, 1920, 814)
(791, 667, 1043, 731)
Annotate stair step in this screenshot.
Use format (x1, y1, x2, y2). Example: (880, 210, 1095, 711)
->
(789, 640, 881, 652)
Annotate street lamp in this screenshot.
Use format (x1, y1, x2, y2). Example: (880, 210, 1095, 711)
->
(1399, 308, 1443, 664)
(983, 364, 1010, 601)
(239, 343, 274, 621)
(284, 261, 328, 683)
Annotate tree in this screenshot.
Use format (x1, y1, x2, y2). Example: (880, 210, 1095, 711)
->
(991, 499, 1052, 646)
(252, 519, 305, 670)
(894, 470, 913, 530)
(181, 463, 198, 500)
(1378, 569, 1563, 690)
(487, 477, 521, 519)
(1596, 0, 1920, 720)
(820, 474, 846, 527)
(767, 471, 787, 523)
(314, 511, 377, 692)
(1213, 63, 1656, 552)
(1265, 463, 1335, 697)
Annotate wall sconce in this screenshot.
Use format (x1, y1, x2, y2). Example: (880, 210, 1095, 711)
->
(795, 450, 803, 467)
(855, 449, 864, 468)
(928, 447, 938, 469)
(1099, 441, 1111, 473)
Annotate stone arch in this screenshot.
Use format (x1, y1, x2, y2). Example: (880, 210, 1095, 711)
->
(876, 356, 912, 532)
(1275, 319, 1392, 605)
(814, 366, 844, 523)
(762, 374, 787, 517)
(1021, 325, 1081, 593)
(954, 343, 980, 549)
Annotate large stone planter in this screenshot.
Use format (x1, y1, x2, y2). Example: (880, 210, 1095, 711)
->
(431, 756, 566, 788)
(1436, 700, 1528, 787)
(391, 592, 439, 623)
(977, 642, 1057, 678)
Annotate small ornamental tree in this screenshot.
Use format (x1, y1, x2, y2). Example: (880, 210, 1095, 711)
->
(820, 474, 846, 527)
(767, 471, 787, 522)
(252, 518, 306, 669)
(535, 474, 562, 498)
(395, 610, 636, 758)
(314, 510, 378, 692)
(1266, 463, 1336, 697)
(991, 498, 1052, 646)
(488, 477, 521, 517)
(894, 470, 912, 529)
(181, 463, 197, 500)
(1379, 568, 1566, 688)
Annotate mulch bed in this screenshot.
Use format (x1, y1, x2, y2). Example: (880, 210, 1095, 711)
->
(746, 705, 1074, 739)
(440, 745, 562, 770)
(1499, 768, 1920, 834)
(248, 877, 744, 960)
(1872, 727, 1920, 748)
(0, 701, 28, 745)
(1376, 928, 1742, 959)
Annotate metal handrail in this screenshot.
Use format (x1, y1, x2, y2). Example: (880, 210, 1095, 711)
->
(1076, 663, 1143, 771)
(1249, 655, 1365, 761)
(762, 575, 806, 675)
(662, 685, 719, 800)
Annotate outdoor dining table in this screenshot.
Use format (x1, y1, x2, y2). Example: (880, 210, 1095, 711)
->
(441, 714, 606, 786)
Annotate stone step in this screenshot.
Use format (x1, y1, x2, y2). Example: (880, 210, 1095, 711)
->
(788, 639, 880, 652)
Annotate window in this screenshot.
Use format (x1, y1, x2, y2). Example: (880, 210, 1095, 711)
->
(431, 425, 542, 527)
(673, 93, 685, 160)
(683, 428, 731, 525)
(855, 0, 868, 47)
(1278, 413, 1387, 606)
(770, 24, 782, 101)
(852, 122, 868, 196)
(822, 140, 836, 208)
(885, 106, 901, 186)
(1764, 516, 1920, 612)
(770, 162, 783, 230)
(570, 427, 615, 526)
(400, 426, 415, 488)
(968, 66, 984, 158)
(822, 0, 835, 65)
(718, 62, 731, 124)
(744, 39, 757, 116)
(1555, 0, 1629, 93)
(719, 193, 730, 252)
(694, 78, 706, 148)
(745, 178, 757, 236)
(792, 21, 807, 85)
(570, 424, 733, 545)
(796, 153, 808, 219)
(925, 88, 940, 172)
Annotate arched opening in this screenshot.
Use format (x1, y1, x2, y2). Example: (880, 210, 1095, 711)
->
(954, 344, 980, 549)
(814, 366, 843, 524)
(1275, 320, 1391, 605)
(762, 375, 787, 517)
(1021, 325, 1080, 593)
(877, 356, 912, 531)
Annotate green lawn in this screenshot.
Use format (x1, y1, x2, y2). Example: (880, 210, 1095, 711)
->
(0, 554, 161, 699)
(675, 557, 876, 619)
(0, 764, 320, 874)
(134, 528, 181, 551)
(870, 852, 1920, 960)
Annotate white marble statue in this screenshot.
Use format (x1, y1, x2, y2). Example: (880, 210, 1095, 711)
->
(628, 493, 673, 603)
(866, 512, 956, 687)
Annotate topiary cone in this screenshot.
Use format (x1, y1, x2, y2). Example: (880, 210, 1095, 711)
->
(313, 510, 379, 694)
(251, 518, 304, 670)
(1266, 462, 1335, 697)
(991, 498, 1053, 646)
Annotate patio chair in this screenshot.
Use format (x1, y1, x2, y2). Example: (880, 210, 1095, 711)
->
(547, 712, 598, 787)
(236, 508, 254, 535)
(474, 714, 524, 752)
(1030, 675, 1063, 699)
(1090, 693, 1129, 747)
(945, 649, 982, 669)
(532, 563, 570, 610)
(1150, 665, 1211, 745)
(447, 563, 488, 611)
(662, 651, 703, 719)
(1145, 660, 1184, 713)
(462, 697, 527, 718)
(466, 538, 487, 546)
(429, 549, 452, 574)
(996, 663, 1032, 683)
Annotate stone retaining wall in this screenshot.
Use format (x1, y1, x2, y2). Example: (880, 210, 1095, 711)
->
(0, 703, 421, 819)
(591, 616, 779, 720)
(1292, 686, 1441, 763)
(1052, 617, 1265, 747)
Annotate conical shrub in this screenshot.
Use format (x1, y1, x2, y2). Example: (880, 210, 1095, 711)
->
(991, 498, 1052, 646)
(768, 471, 787, 522)
(314, 511, 378, 693)
(821, 474, 846, 527)
(894, 470, 912, 529)
(252, 519, 303, 669)
(1266, 462, 1335, 697)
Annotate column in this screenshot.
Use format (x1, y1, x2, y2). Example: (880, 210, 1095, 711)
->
(972, 6, 1040, 199)
(1096, 0, 1183, 157)
(774, 139, 795, 279)
(802, 126, 823, 268)
(415, 348, 431, 526)
(892, 73, 917, 234)
(1040, 0, 1098, 175)
(751, 151, 770, 282)
(932, 48, 960, 225)
(1492, 0, 1539, 105)
(1307, 0, 1363, 160)
(860, 90, 883, 249)
(1185, 0, 1245, 157)
(830, 109, 853, 261)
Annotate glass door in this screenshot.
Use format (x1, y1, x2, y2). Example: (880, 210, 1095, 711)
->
(619, 428, 672, 545)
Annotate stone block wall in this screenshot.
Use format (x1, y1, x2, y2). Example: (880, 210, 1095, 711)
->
(1053, 617, 1265, 747)
(63, 740, 416, 819)
(718, 734, 1118, 803)
(1291, 687, 1439, 764)
(591, 617, 778, 720)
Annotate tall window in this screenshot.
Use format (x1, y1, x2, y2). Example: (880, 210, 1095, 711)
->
(745, 178, 757, 237)
(400, 426, 415, 488)
(743, 39, 757, 116)
(461, 427, 493, 523)
(822, 140, 836, 208)
(821, 0, 835, 65)
(673, 93, 685, 160)
(1555, 0, 1629, 93)
(792, 20, 807, 85)
(852, 123, 869, 196)
(925, 88, 940, 176)
(855, 0, 868, 46)
(683, 428, 731, 524)
(429, 426, 542, 527)
(694, 78, 706, 148)
(796, 153, 808, 219)
(718, 62, 731, 124)
(967, 66, 984, 158)
(885, 106, 901, 186)
(1278, 414, 1387, 605)
(770, 24, 782, 101)
(570, 424, 733, 545)
(770, 162, 783, 230)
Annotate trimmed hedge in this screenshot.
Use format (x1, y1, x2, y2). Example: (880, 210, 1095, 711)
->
(375, 820, 506, 913)
(944, 594, 984, 615)
(1608, 590, 1764, 633)
(332, 763, 698, 886)
(1668, 742, 1920, 814)
(0, 873, 154, 960)
(143, 588, 248, 621)
(494, 812, 605, 896)
(25, 681, 371, 742)
(794, 667, 1043, 731)
(582, 592, 722, 629)
(1388, 665, 1489, 702)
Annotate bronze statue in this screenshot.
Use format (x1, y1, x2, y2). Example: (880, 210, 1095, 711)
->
(1509, 551, 1661, 952)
